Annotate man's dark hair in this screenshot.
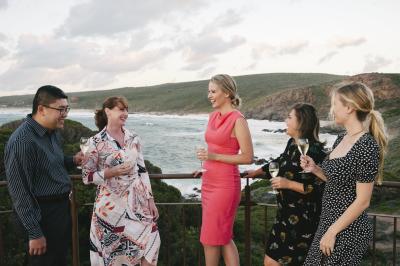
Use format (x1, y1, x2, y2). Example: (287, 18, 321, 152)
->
(32, 85, 68, 115)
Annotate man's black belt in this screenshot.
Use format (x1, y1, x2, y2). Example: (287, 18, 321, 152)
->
(36, 192, 70, 203)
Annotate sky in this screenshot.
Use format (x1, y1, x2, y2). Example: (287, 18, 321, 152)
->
(0, 0, 399, 96)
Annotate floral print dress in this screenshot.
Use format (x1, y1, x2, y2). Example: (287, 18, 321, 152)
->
(82, 127, 160, 266)
(262, 138, 326, 265)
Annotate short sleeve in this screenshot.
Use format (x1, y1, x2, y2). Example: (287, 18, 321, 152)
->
(355, 136, 379, 183)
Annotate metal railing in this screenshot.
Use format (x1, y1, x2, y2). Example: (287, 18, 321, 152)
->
(0, 176, 399, 265)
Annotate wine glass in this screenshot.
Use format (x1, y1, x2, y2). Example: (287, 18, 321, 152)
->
(195, 145, 207, 173)
(268, 162, 279, 195)
(297, 138, 310, 173)
(77, 137, 89, 169)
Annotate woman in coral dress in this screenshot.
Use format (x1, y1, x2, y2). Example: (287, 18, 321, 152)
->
(196, 74, 254, 266)
(82, 96, 160, 266)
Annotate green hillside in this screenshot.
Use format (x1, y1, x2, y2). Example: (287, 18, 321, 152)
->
(0, 73, 345, 112)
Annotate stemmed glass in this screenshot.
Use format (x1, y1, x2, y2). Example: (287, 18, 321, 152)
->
(297, 138, 310, 173)
(77, 137, 89, 169)
(268, 162, 279, 195)
(195, 144, 207, 173)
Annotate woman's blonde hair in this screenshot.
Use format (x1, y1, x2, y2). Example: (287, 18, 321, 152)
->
(210, 74, 242, 108)
(331, 82, 388, 184)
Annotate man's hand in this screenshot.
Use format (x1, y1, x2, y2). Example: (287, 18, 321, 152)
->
(29, 236, 46, 256)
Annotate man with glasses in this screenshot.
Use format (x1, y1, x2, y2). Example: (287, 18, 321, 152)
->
(4, 85, 84, 266)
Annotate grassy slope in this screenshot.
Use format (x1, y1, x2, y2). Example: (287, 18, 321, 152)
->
(0, 73, 345, 112)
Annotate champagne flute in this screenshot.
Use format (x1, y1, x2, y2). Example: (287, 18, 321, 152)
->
(297, 138, 310, 173)
(268, 162, 279, 195)
(195, 145, 207, 173)
(77, 137, 89, 169)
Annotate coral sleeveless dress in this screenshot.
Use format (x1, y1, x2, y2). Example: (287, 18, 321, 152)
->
(200, 110, 243, 245)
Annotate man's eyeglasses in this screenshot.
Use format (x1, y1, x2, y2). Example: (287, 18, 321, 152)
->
(42, 105, 70, 115)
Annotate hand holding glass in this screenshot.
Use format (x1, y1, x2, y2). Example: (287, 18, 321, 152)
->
(195, 145, 207, 173)
(297, 138, 310, 173)
(268, 162, 279, 195)
(77, 137, 89, 169)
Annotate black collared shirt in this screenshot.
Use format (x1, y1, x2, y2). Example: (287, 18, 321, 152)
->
(4, 114, 75, 239)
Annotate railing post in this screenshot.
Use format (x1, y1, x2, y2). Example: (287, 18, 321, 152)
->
(70, 181, 80, 266)
(372, 215, 376, 266)
(197, 206, 202, 266)
(244, 177, 251, 266)
(393, 217, 397, 266)
(182, 206, 186, 266)
(0, 221, 4, 266)
(264, 205, 268, 252)
(166, 206, 170, 266)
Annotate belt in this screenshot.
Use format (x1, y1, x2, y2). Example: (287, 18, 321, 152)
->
(36, 192, 71, 203)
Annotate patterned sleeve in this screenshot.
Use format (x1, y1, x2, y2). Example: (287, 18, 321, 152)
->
(82, 137, 106, 185)
(303, 142, 326, 195)
(355, 136, 379, 183)
(136, 136, 153, 199)
(261, 139, 292, 178)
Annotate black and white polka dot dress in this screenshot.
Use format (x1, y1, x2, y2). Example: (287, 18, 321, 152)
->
(304, 133, 379, 265)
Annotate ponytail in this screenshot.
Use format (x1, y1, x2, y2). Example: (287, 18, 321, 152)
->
(95, 109, 107, 131)
(368, 110, 388, 184)
(231, 95, 242, 108)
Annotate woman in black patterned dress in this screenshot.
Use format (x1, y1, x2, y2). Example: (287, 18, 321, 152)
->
(245, 103, 326, 265)
(301, 82, 388, 265)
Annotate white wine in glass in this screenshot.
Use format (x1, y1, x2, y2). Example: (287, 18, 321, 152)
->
(77, 137, 89, 169)
(297, 138, 310, 173)
(195, 145, 207, 173)
(268, 162, 279, 195)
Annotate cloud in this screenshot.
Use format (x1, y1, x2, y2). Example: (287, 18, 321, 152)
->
(13, 34, 172, 72)
(251, 41, 308, 59)
(363, 55, 392, 72)
(129, 30, 151, 50)
(318, 51, 338, 64)
(0, 46, 8, 58)
(0, 32, 6, 42)
(0, 34, 174, 91)
(58, 0, 206, 37)
(277, 41, 308, 55)
(177, 9, 246, 71)
(181, 35, 246, 70)
(333, 37, 366, 49)
(0, 65, 117, 93)
(0, 0, 7, 10)
(198, 66, 216, 79)
(201, 9, 243, 34)
(81, 48, 173, 73)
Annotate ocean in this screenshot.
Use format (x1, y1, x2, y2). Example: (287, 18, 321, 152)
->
(0, 108, 336, 195)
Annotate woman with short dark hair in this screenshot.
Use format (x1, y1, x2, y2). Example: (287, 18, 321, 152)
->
(245, 103, 326, 266)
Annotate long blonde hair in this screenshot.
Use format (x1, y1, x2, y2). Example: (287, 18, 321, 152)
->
(332, 82, 388, 184)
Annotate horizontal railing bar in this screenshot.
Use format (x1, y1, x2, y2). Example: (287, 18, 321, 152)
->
(368, 213, 400, 219)
(81, 202, 203, 207)
(1, 175, 400, 187)
(255, 203, 278, 207)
